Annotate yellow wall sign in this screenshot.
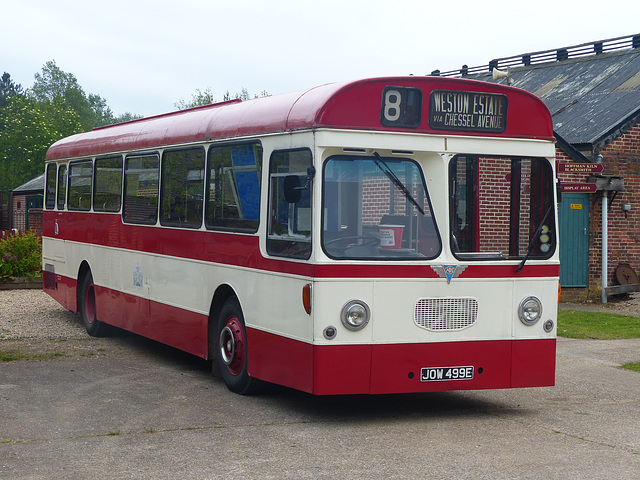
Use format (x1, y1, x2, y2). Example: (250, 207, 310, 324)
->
(570, 203, 583, 210)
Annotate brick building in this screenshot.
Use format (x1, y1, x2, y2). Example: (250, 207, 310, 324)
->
(435, 34, 640, 302)
(8, 173, 44, 236)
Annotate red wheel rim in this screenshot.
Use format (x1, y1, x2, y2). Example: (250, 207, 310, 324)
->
(84, 283, 96, 324)
(219, 316, 245, 376)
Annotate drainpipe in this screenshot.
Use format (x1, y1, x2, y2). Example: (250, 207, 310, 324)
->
(602, 191, 608, 303)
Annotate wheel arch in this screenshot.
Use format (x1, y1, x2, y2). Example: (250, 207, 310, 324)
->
(76, 260, 92, 312)
(207, 284, 240, 360)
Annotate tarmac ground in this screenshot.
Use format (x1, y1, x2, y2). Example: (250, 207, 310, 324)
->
(1, 291, 639, 479)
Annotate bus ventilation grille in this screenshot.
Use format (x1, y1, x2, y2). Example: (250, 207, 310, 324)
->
(414, 298, 478, 331)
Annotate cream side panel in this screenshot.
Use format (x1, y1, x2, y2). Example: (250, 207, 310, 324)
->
(41, 237, 67, 273)
(66, 242, 314, 343)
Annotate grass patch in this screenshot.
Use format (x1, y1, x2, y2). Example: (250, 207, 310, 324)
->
(557, 309, 640, 339)
(0, 349, 67, 362)
(620, 362, 640, 372)
(0, 350, 26, 362)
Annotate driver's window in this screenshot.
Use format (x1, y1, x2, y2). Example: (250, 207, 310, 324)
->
(266, 149, 313, 259)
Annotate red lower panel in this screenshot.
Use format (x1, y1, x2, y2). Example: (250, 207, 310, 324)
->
(511, 338, 556, 387)
(92, 285, 209, 358)
(247, 328, 315, 393)
(246, 329, 372, 395)
(370, 340, 510, 394)
(312, 344, 373, 395)
(247, 334, 555, 395)
(43, 272, 78, 313)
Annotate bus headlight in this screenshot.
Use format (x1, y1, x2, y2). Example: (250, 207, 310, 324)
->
(341, 300, 370, 330)
(518, 296, 542, 325)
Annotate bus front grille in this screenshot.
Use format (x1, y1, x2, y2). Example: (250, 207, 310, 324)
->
(414, 298, 478, 331)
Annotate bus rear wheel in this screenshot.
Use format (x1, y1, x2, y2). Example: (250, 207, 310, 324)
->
(216, 298, 262, 395)
(79, 271, 107, 337)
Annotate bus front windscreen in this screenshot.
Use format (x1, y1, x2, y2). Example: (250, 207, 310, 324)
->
(322, 155, 440, 260)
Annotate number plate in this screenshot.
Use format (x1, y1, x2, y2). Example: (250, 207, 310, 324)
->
(420, 366, 474, 382)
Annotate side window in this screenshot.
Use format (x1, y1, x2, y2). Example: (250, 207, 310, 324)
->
(68, 160, 93, 211)
(57, 164, 67, 210)
(206, 142, 262, 232)
(45, 163, 57, 210)
(267, 149, 313, 259)
(160, 147, 205, 228)
(123, 153, 159, 225)
(449, 155, 555, 259)
(94, 156, 123, 212)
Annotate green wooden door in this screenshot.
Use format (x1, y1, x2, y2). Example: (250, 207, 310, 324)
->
(559, 193, 590, 287)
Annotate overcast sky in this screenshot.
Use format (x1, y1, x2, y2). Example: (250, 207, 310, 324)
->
(4, 0, 640, 117)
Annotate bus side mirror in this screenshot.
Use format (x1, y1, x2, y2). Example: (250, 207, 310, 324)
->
(556, 180, 562, 203)
(284, 167, 316, 204)
(284, 175, 302, 203)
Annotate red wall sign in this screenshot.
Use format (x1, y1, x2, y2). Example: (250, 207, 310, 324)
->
(558, 162, 604, 174)
(561, 183, 598, 193)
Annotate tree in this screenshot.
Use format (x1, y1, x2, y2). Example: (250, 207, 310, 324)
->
(0, 72, 24, 108)
(112, 112, 144, 124)
(0, 95, 82, 191)
(176, 87, 269, 109)
(29, 60, 115, 130)
(175, 87, 216, 110)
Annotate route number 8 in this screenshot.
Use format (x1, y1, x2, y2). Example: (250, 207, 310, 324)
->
(380, 86, 422, 128)
(384, 89, 402, 122)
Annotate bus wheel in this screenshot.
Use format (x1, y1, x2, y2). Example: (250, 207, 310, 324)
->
(217, 298, 262, 395)
(79, 271, 107, 337)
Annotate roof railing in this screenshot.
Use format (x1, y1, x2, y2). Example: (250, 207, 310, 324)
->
(430, 33, 640, 78)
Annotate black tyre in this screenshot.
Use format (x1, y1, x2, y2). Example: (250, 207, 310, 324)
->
(79, 271, 108, 337)
(216, 297, 262, 395)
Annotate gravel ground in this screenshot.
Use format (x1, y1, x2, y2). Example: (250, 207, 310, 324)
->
(560, 292, 640, 317)
(1, 289, 640, 359)
(0, 290, 149, 359)
(0, 289, 86, 340)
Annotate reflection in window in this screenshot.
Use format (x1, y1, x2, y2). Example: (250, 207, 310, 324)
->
(57, 164, 67, 210)
(68, 160, 93, 211)
(322, 155, 439, 259)
(206, 143, 262, 232)
(45, 163, 57, 210)
(94, 156, 123, 212)
(449, 155, 555, 260)
(123, 154, 159, 224)
(267, 149, 313, 259)
(161, 148, 205, 228)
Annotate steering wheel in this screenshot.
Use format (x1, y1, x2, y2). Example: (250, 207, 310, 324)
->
(324, 235, 381, 251)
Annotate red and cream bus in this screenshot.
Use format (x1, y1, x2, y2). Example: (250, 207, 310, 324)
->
(42, 77, 558, 395)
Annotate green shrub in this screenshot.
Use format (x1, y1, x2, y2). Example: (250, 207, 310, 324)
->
(0, 231, 42, 280)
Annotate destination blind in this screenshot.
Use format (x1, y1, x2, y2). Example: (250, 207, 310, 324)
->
(429, 90, 508, 133)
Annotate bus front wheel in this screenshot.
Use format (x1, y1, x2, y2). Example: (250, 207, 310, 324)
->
(79, 271, 107, 337)
(216, 298, 262, 395)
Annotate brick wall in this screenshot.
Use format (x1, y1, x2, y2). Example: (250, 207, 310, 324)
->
(559, 122, 640, 301)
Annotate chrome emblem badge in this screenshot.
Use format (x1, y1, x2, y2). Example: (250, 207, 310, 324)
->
(431, 265, 467, 284)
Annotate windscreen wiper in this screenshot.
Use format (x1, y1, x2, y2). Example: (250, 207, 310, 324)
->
(373, 152, 425, 215)
(516, 205, 553, 273)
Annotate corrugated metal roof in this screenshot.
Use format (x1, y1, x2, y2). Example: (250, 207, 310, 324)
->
(436, 35, 640, 152)
(13, 173, 44, 193)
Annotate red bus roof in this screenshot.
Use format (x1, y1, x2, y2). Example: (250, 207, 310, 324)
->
(45, 77, 554, 160)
